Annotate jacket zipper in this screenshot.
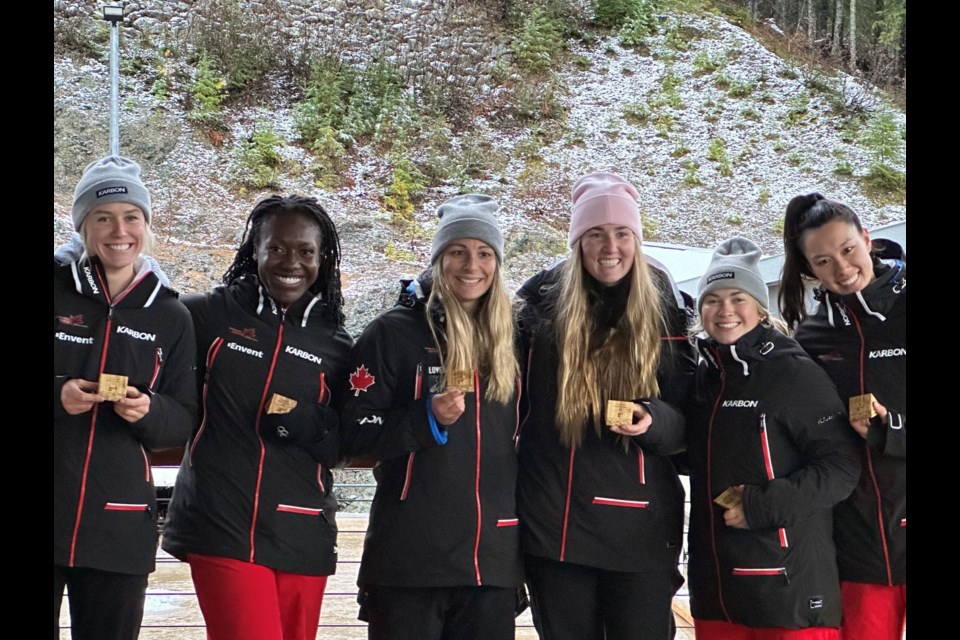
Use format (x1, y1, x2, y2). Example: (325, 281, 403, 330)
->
(732, 566, 790, 585)
(248, 310, 286, 563)
(189, 338, 225, 465)
(758, 414, 789, 548)
(592, 497, 649, 508)
(472, 369, 483, 586)
(559, 447, 576, 562)
(706, 346, 733, 622)
(638, 449, 646, 484)
(148, 347, 163, 389)
(401, 363, 425, 501)
(846, 302, 894, 586)
(69, 301, 114, 567)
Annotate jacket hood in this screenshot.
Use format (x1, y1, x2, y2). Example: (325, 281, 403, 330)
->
(697, 324, 806, 377)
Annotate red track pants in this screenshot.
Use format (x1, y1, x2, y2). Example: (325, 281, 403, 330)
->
(839, 581, 906, 640)
(188, 553, 328, 640)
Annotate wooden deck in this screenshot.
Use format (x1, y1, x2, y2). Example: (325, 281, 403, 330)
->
(58, 512, 696, 639)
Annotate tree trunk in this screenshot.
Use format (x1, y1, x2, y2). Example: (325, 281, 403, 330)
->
(807, 0, 816, 40)
(832, 0, 843, 57)
(849, 0, 858, 70)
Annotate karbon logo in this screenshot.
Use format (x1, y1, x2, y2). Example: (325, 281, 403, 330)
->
(117, 325, 156, 342)
(868, 348, 905, 359)
(722, 400, 758, 408)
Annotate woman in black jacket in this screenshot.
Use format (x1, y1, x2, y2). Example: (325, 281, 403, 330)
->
(515, 172, 697, 640)
(162, 195, 353, 640)
(54, 155, 198, 640)
(779, 194, 906, 640)
(340, 195, 522, 640)
(686, 236, 860, 640)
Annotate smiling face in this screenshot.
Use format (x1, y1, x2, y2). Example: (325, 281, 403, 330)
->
(82, 202, 147, 276)
(800, 219, 875, 296)
(439, 238, 497, 314)
(255, 210, 322, 306)
(579, 224, 637, 285)
(700, 288, 764, 345)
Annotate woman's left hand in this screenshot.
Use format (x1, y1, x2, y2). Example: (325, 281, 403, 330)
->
(723, 485, 749, 529)
(609, 403, 653, 436)
(114, 386, 151, 423)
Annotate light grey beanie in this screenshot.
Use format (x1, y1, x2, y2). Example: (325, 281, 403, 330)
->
(697, 236, 769, 311)
(71, 155, 152, 230)
(430, 194, 504, 264)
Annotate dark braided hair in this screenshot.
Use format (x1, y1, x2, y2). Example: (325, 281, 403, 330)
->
(223, 194, 345, 326)
(778, 193, 865, 328)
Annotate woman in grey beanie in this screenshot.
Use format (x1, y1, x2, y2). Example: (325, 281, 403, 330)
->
(684, 236, 859, 639)
(54, 155, 198, 640)
(340, 194, 523, 640)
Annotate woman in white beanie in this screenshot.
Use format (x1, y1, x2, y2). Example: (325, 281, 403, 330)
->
(54, 156, 198, 639)
(340, 195, 524, 640)
(685, 236, 860, 639)
(515, 172, 697, 639)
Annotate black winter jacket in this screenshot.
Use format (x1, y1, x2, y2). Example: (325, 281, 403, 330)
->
(795, 251, 906, 586)
(340, 275, 524, 589)
(54, 257, 198, 575)
(686, 324, 861, 629)
(162, 277, 353, 576)
(514, 261, 697, 573)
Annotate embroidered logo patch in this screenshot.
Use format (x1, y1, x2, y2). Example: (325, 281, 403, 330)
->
(808, 597, 823, 610)
(229, 327, 257, 341)
(58, 314, 85, 327)
(706, 271, 734, 284)
(349, 365, 376, 396)
(96, 186, 128, 197)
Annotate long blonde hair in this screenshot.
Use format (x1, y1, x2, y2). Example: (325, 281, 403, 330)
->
(425, 260, 518, 404)
(554, 236, 665, 447)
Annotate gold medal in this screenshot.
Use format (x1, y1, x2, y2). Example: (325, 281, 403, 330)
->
(98, 373, 128, 402)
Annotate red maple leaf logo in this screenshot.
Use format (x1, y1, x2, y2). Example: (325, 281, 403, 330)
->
(349, 365, 376, 396)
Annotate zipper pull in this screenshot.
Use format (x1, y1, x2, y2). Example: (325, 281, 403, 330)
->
(780, 568, 790, 585)
(758, 413, 767, 433)
(156, 347, 164, 364)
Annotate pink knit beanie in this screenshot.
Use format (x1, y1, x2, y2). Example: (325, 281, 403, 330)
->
(568, 172, 642, 248)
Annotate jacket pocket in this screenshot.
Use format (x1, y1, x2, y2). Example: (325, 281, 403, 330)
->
(591, 496, 649, 509)
(400, 452, 415, 501)
(496, 518, 519, 527)
(317, 371, 329, 405)
(104, 502, 149, 512)
(732, 566, 790, 585)
(758, 413, 789, 548)
(148, 347, 163, 390)
(190, 338, 224, 465)
(276, 504, 323, 516)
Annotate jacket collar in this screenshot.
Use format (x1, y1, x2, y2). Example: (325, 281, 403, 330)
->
(816, 259, 905, 328)
(697, 324, 802, 377)
(234, 275, 325, 328)
(70, 256, 163, 308)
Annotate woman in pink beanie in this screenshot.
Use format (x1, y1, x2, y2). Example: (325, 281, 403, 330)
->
(515, 172, 697, 639)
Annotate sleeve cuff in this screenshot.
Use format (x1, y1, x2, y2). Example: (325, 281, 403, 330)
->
(425, 394, 448, 445)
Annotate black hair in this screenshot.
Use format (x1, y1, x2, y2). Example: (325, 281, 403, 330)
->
(223, 194, 345, 326)
(778, 193, 864, 328)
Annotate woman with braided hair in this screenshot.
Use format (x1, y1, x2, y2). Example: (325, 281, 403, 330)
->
(163, 195, 353, 640)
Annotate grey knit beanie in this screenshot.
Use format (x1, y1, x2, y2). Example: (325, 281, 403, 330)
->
(71, 155, 152, 230)
(697, 236, 769, 311)
(430, 194, 504, 264)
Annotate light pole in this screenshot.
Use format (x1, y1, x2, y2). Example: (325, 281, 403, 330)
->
(103, 4, 124, 156)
